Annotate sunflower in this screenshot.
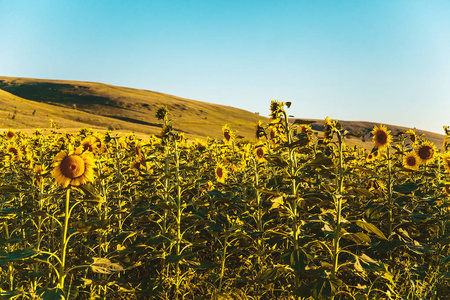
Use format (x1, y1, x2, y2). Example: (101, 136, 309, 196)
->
(254, 143, 266, 162)
(52, 147, 96, 188)
(323, 117, 334, 142)
(416, 141, 436, 163)
(81, 136, 98, 152)
(5, 129, 16, 140)
(443, 137, 450, 152)
(405, 129, 418, 146)
(215, 163, 227, 183)
(403, 152, 420, 170)
(444, 186, 450, 195)
(270, 99, 285, 119)
(441, 153, 450, 172)
(255, 120, 266, 140)
(7, 145, 22, 161)
(366, 149, 379, 162)
(222, 124, 234, 145)
(371, 124, 392, 150)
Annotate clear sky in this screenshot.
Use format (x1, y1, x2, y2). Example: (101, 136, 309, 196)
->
(1, 0, 449, 134)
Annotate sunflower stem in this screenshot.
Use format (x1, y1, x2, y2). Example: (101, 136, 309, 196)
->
(58, 188, 71, 290)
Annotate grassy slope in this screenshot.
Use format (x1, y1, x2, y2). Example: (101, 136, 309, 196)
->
(0, 76, 445, 148)
(0, 76, 268, 139)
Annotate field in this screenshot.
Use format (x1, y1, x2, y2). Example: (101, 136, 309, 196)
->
(1, 101, 450, 299)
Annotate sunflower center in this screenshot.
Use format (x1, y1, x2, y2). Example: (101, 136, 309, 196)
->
(223, 131, 231, 142)
(256, 148, 264, 159)
(216, 167, 223, 178)
(418, 146, 433, 160)
(8, 148, 18, 156)
(406, 156, 417, 166)
(375, 132, 387, 144)
(60, 155, 85, 179)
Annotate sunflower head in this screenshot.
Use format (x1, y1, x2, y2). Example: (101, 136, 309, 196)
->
(416, 141, 436, 163)
(81, 136, 98, 153)
(270, 100, 285, 120)
(443, 137, 450, 152)
(215, 163, 227, 183)
(7, 145, 22, 161)
(52, 147, 96, 188)
(323, 117, 337, 143)
(405, 129, 418, 146)
(403, 152, 420, 170)
(156, 106, 170, 121)
(255, 120, 266, 140)
(444, 185, 450, 195)
(5, 129, 16, 140)
(222, 124, 234, 145)
(254, 143, 266, 162)
(366, 150, 379, 162)
(441, 153, 450, 173)
(371, 124, 392, 150)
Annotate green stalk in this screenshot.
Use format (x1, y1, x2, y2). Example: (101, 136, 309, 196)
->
(174, 139, 182, 296)
(57, 188, 71, 289)
(4, 221, 14, 290)
(332, 131, 344, 277)
(387, 147, 393, 238)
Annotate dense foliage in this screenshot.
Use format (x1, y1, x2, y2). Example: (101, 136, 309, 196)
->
(1, 102, 450, 299)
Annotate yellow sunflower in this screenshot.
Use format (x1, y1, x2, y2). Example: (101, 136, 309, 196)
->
(255, 144, 266, 162)
(255, 120, 266, 140)
(441, 153, 450, 172)
(52, 147, 96, 188)
(405, 129, 418, 146)
(403, 152, 420, 170)
(416, 141, 436, 163)
(366, 150, 379, 162)
(81, 136, 98, 152)
(443, 186, 450, 195)
(7, 145, 22, 161)
(443, 137, 450, 152)
(222, 124, 234, 145)
(323, 116, 334, 142)
(5, 129, 16, 140)
(215, 163, 227, 183)
(371, 124, 392, 151)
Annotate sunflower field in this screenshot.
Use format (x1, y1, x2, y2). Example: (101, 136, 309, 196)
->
(1, 101, 450, 300)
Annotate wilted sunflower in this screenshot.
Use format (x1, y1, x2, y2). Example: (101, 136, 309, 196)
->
(215, 163, 227, 183)
(403, 152, 420, 170)
(52, 147, 96, 188)
(405, 129, 418, 146)
(441, 153, 450, 172)
(416, 141, 436, 163)
(222, 124, 234, 145)
(5, 129, 16, 140)
(371, 124, 392, 151)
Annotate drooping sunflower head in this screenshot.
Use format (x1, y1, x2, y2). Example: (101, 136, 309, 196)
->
(270, 100, 285, 120)
(443, 137, 450, 152)
(403, 152, 420, 170)
(51, 147, 96, 188)
(215, 163, 227, 183)
(222, 124, 234, 145)
(323, 117, 335, 142)
(405, 129, 418, 146)
(156, 106, 170, 121)
(371, 124, 392, 150)
(255, 120, 266, 140)
(416, 141, 436, 163)
(5, 129, 16, 140)
(441, 153, 450, 173)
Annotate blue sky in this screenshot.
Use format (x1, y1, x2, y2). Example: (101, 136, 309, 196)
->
(1, 0, 449, 134)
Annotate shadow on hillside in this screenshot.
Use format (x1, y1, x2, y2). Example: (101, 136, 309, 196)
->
(107, 115, 162, 127)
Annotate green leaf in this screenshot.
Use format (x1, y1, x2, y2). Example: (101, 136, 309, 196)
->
(393, 182, 419, 194)
(282, 248, 312, 272)
(355, 220, 387, 240)
(293, 119, 316, 125)
(0, 185, 20, 193)
(343, 232, 371, 245)
(309, 276, 342, 299)
(309, 155, 334, 167)
(0, 249, 39, 264)
(39, 288, 65, 300)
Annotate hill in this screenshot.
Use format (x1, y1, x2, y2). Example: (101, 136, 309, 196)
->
(0, 76, 268, 139)
(0, 76, 446, 149)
